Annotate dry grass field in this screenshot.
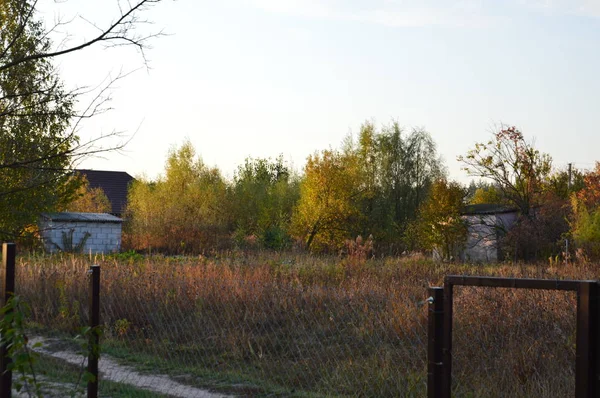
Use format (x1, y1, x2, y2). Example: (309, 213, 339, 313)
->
(13, 251, 599, 397)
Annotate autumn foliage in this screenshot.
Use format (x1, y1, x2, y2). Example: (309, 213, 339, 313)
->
(117, 123, 600, 263)
(570, 163, 600, 259)
(62, 175, 112, 214)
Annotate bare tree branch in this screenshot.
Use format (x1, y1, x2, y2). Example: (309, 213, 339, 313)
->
(0, 0, 166, 238)
(0, 0, 164, 72)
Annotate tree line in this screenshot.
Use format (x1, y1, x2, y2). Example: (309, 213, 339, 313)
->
(123, 122, 443, 255)
(3, 1, 600, 262)
(117, 122, 600, 262)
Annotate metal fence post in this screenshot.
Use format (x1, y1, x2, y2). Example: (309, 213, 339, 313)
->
(575, 281, 599, 398)
(0, 243, 16, 397)
(596, 282, 600, 397)
(87, 265, 100, 398)
(428, 287, 444, 398)
(442, 281, 453, 398)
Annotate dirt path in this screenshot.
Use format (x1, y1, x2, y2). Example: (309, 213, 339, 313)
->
(29, 337, 231, 398)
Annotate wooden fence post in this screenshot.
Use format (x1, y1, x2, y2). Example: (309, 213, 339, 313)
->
(87, 265, 100, 398)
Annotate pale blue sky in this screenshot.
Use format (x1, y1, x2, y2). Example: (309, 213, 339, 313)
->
(42, 0, 600, 181)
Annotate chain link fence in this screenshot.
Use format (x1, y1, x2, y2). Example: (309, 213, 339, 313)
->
(96, 265, 430, 396)
(7, 250, 589, 397)
(7, 250, 88, 397)
(450, 286, 577, 397)
(13, 253, 430, 397)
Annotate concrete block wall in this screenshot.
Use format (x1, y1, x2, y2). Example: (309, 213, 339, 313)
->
(40, 221, 122, 254)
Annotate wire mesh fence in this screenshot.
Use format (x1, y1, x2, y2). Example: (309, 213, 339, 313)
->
(97, 266, 430, 397)
(13, 254, 95, 397)
(450, 286, 577, 397)
(12, 253, 431, 397)
(6, 250, 596, 397)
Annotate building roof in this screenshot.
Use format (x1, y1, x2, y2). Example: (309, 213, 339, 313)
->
(75, 169, 135, 215)
(462, 203, 519, 216)
(41, 212, 123, 223)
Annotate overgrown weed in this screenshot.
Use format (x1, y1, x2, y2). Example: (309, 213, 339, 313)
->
(14, 251, 599, 397)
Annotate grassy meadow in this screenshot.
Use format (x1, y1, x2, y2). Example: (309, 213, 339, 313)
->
(12, 251, 598, 397)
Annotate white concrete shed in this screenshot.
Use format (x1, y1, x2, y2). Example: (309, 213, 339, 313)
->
(39, 212, 123, 254)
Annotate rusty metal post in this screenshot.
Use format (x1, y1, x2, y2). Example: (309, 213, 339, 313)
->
(0, 243, 16, 397)
(428, 287, 445, 398)
(442, 280, 453, 398)
(87, 265, 100, 398)
(575, 281, 599, 398)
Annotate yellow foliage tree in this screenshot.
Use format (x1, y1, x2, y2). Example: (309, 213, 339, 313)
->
(125, 140, 229, 253)
(63, 176, 112, 213)
(469, 186, 504, 205)
(292, 149, 362, 253)
(413, 179, 468, 260)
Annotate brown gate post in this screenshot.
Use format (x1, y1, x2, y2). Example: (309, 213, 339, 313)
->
(87, 265, 100, 398)
(575, 281, 599, 398)
(428, 287, 445, 398)
(0, 243, 16, 397)
(442, 280, 453, 398)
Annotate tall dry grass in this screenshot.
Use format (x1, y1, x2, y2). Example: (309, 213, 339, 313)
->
(13, 251, 600, 397)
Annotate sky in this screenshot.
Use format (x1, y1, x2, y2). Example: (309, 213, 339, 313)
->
(39, 0, 600, 182)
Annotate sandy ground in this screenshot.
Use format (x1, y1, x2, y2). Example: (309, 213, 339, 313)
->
(27, 336, 231, 398)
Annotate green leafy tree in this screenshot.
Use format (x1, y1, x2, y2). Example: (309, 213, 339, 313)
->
(570, 203, 600, 260)
(375, 122, 444, 247)
(230, 156, 299, 249)
(0, 0, 78, 239)
(0, 0, 165, 241)
(347, 121, 445, 253)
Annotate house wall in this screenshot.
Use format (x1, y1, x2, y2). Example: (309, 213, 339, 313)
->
(39, 220, 122, 254)
(496, 212, 518, 232)
(462, 214, 499, 262)
(461, 211, 519, 263)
